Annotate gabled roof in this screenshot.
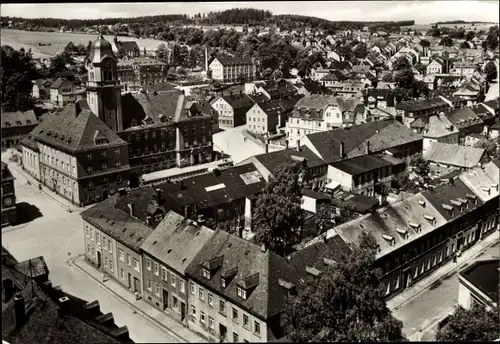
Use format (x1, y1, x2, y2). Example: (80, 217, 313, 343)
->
(186, 230, 298, 320)
(446, 107, 484, 129)
(330, 155, 392, 176)
(459, 161, 499, 202)
(305, 120, 422, 164)
(395, 97, 449, 112)
(424, 142, 484, 168)
(81, 190, 155, 252)
(118, 40, 140, 52)
(141, 211, 214, 274)
(213, 93, 257, 114)
(424, 114, 459, 138)
(469, 104, 495, 121)
(215, 56, 253, 66)
(1, 110, 38, 128)
(330, 193, 448, 259)
(255, 100, 285, 117)
(23, 102, 127, 153)
(50, 77, 71, 90)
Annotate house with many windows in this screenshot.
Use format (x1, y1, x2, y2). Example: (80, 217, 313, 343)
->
(1, 110, 38, 149)
(1, 162, 17, 226)
(209, 57, 255, 83)
(140, 211, 214, 324)
(185, 230, 297, 342)
(210, 92, 267, 130)
(50, 77, 78, 107)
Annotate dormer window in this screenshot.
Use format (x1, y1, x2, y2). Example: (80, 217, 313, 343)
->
(396, 228, 409, 239)
(383, 234, 396, 245)
(201, 255, 223, 280)
(423, 215, 436, 226)
(237, 287, 247, 300)
(202, 268, 211, 279)
(221, 277, 226, 288)
(305, 266, 322, 277)
(131, 119, 138, 127)
(418, 200, 426, 207)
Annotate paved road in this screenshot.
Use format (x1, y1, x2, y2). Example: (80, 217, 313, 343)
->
(213, 126, 266, 164)
(393, 241, 499, 340)
(1, 156, 183, 343)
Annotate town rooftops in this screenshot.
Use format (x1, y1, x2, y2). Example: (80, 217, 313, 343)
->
(459, 161, 500, 202)
(1, 161, 14, 181)
(21, 101, 127, 153)
(293, 95, 360, 115)
(81, 189, 155, 252)
(141, 211, 214, 274)
(470, 104, 495, 120)
(215, 56, 253, 66)
(318, 193, 447, 259)
(446, 107, 484, 129)
(186, 229, 298, 321)
(1, 110, 37, 129)
(116, 40, 140, 52)
(330, 154, 392, 176)
(423, 114, 459, 138)
(424, 142, 485, 168)
(331, 190, 380, 214)
(304, 120, 422, 164)
(50, 77, 72, 90)
(395, 97, 449, 112)
(211, 93, 257, 113)
(460, 259, 499, 305)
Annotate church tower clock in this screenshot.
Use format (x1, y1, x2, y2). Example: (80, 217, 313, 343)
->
(86, 35, 123, 131)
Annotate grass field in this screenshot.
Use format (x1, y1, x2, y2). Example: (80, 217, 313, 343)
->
(1, 29, 166, 59)
(401, 23, 496, 33)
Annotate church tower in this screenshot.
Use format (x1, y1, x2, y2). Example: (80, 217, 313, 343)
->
(86, 35, 123, 131)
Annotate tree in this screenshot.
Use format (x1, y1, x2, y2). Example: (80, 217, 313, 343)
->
(353, 43, 368, 59)
(381, 72, 394, 82)
(49, 53, 69, 75)
(206, 68, 212, 79)
(393, 170, 419, 193)
(394, 68, 415, 88)
(410, 153, 430, 177)
(392, 56, 411, 71)
(419, 39, 430, 48)
(465, 30, 475, 41)
(1, 45, 38, 112)
(436, 305, 499, 341)
(252, 162, 304, 256)
(484, 61, 497, 82)
(474, 137, 499, 158)
(156, 43, 169, 63)
(272, 69, 283, 80)
(440, 36, 454, 47)
(283, 231, 406, 342)
(261, 67, 273, 80)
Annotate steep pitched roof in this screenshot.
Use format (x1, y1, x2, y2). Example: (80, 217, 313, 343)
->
(459, 161, 499, 202)
(25, 102, 127, 153)
(141, 211, 214, 274)
(118, 40, 140, 52)
(1, 110, 38, 128)
(423, 114, 459, 138)
(330, 155, 392, 175)
(305, 120, 422, 163)
(186, 230, 298, 320)
(252, 146, 327, 176)
(424, 142, 484, 168)
(215, 56, 253, 66)
(50, 77, 71, 90)
(446, 107, 484, 129)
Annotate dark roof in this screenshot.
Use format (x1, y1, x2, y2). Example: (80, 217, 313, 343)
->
(421, 177, 482, 221)
(141, 211, 214, 274)
(118, 40, 140, 52)
(301, 188, 331, 200)
(256, 100, 286, 117)
(330, 155, 392, 175)
(80, 191, 155, 252)
(460, 259, 499, 304)
(395, 97, 449, 112)
(185, 230, 298, 320)
(331, 190, 380, 213)
(326, 60, 351, 70)
(305, 120, 422, 164)
(300, 79, 332, 95)
(287, 235, 351, 279)
(50, 77, 71, 90)
(482, 98, 499, 111)
(1, 161, 14, 180)
(470, 104, 495, 120)
(157, 164, 266, 211)
(23, 102, 127, 153)
(253, 146, 327, 175)
(262, 80, 297, 97)
(446, 107, 484, 129)
(215, 56, 253, 66)
(215, 93, 256, 115)
(364, 88, 392, 102)
(1, 110, 38, 128)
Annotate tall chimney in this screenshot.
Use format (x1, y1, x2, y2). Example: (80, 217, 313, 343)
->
(265, 142, 269, 154)
(285, 140, 289, 150)
(127, 202, 135, 217)
(156, 188, 162, 201)
(205, 46, 209, 72)
(340, 141, 345, 159)
(14, 293, 25, 328)
(365, 140, 370, 155)
(296, 139, 301, 152)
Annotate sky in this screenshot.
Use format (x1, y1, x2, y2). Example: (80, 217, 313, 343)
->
(1, 1, 499, 24)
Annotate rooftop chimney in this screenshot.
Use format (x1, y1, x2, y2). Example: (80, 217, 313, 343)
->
(14, 293, 25, 328)
(127, 202, 135, 217)
(296, 139, 301, 152)
(265, 142, 269, 154)
(340, 141, 345, 159)
(75, 101, 81, 117)
(365, 140, 370, 155)
(3, 279, 14, 302)
(156, 188, 162, 200)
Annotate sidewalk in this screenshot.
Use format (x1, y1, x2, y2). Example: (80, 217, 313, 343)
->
(72, 255, 208, 343)
(387, 230, 499, 311)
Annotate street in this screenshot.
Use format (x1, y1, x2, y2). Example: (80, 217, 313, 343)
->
(1, 152, 184, 343)
(392, 240, 499, 341)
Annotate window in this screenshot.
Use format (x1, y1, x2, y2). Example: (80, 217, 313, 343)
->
(155, 284, 160, 296)
(173, 295, 179, 310)
(146, 258, 152, 271)
(86, 226, 90, 237)
(237, 287, 247, 300)
(96, 232, 100, 246)
(180, 280, 185, 294)
(154, 262, 159, 275)
(202, 268, 211, 279)
(162, 267, 167, 281)
(199, 288, 204, 301)
(102, 177, 108, 185)
(219, 300, 226, 315)
(120, 268, 124, 280)
(254, 321, 260, 335)
(116, 175, 122, 184)
(87, 153, 92, 160)
(101, 150, 106, 157)
(126, 253, 131, 266)
(170, 273, 176, 287)
(233, 332, 239, 342)
(200, 311, 206, 324)
(133, 258, 140, 271)
(208, 293, 214, 307)
(190, 282, 195, 295)
(114, 148, 120, 155)
(191, 305, 196, 320)
(104, 257, 108, 269)
(109, 260, 113, 271)
(232, 308, 238, 322)
(243, 314, 249, 328)
(209, 316, 215, 330)
(115, 160, 121, 168)
(147, 279, 152, 291)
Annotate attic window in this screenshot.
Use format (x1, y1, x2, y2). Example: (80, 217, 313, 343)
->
(237, 287, 247, 300)
(481, 186, 491, 192)
(5, 122, 11, 127)
(418, 200, 426, 207)
(323, 258, 337, 266)
(26, 120, 32, 124)
(16, 120, 22, 126)
(131, 119, 138, 126)
(278, 279, 296, 295)
(53, 132, 59, 138)
(202, 268, 211, 279)
(424, 215, 436, 225)
(442, 204, 453, 211)
(382, 234, 395, 245)
(396, 228, 409, 238)
(450, 200, 462, 207)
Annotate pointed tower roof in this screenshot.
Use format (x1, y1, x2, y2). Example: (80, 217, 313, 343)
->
(89, 35, 117, 64)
